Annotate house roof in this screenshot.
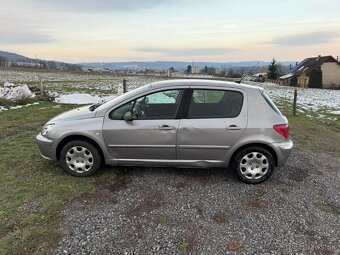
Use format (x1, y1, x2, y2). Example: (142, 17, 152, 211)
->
(279, 73, 294, 80)
(279, 55, 339, 80)
(292, 55, 339, 76)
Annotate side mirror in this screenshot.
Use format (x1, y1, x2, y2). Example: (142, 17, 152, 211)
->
(123, 111, 133, 121)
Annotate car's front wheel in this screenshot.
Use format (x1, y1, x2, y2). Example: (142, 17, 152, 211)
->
(60, 140, 102, 177)
(233, 146, 275, 184)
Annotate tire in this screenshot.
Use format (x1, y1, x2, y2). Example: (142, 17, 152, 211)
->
(232, 146, 275, 184)
(59, 140, 102, 177)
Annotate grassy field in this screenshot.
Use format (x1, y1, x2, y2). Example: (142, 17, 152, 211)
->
(0, 68, 166, 95)
(278, 100, 340, 156)
(0, 101, 118, 255)
(0, 98, 339, 254)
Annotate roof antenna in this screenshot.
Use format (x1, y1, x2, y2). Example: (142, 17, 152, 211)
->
(236, 62, 259, 84)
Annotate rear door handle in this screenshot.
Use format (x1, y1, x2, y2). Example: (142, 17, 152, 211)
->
(159, 125, 175, 130)
(226, 125, 241, 131)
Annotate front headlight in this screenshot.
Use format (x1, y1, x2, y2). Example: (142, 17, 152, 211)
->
(41, 124, 55, 137)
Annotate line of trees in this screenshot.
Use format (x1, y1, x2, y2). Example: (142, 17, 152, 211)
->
(185, 64, 244, 78)
(0, 56, 7, 66)
(0, 56, 82, 71)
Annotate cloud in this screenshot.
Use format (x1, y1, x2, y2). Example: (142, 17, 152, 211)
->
(0, 9, 55, 45)
(135, 47, 237, 56)
(269, 31, 339, 46)
(0, 31, 54, 44)
(4, 0, 205, 13)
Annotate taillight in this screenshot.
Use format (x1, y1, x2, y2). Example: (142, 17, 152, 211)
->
(273, 124, 290, 138)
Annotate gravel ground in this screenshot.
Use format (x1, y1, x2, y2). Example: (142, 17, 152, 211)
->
(57, 145, 340, 255)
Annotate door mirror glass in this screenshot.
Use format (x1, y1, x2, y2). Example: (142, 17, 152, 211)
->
(123, 111, 133, 121)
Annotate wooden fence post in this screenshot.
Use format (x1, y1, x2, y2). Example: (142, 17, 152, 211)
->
(39, 76, 44, 97)
(123, 79, 127, 93)
(293, 89, 297, 116)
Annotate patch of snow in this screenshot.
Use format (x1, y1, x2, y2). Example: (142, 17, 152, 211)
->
(0, 101, 40, 113)
(10, 105, 23, 109)
(55, 93, 114, 104)
(245, 81, 340, 111)
(0, 106, 8, 112)
(279, 73, 293, 79)
(45, 91, 59, 98)
(0, 82, 36, 100)
(244, 81, 340, 123)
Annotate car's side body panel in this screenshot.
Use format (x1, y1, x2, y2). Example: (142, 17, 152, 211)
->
(103, 119, 180, 160)
(176, 86, 248, 163)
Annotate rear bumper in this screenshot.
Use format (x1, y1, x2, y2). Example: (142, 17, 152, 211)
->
(36, 134, 57, 161)
(272, 140, 293, 166)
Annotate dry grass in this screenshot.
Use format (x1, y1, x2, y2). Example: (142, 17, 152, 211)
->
(128, 191, 164, 216)
(227, 240, 248, 253)
(212, 211, 229, 224)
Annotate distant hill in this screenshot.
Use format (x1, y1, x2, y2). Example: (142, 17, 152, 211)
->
(0, 50, 32, 62)
(0, 50, 296, 73)
(0, 50, 82, 71)
(81, 60, 297, 71)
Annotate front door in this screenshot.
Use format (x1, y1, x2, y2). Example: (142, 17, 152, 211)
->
(103, 89, 183, 161)
(177, 88, 247, 162)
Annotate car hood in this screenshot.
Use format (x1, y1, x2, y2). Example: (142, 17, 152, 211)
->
(49, 105, 96, 123)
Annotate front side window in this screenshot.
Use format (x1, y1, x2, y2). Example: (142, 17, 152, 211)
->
(110, 89, 183, 120)
(188, 89, 243, 119)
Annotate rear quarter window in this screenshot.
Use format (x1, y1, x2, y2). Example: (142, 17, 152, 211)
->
(261, 91, 282, 115)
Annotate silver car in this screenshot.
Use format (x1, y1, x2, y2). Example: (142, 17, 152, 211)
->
(36, 79, 293, 184)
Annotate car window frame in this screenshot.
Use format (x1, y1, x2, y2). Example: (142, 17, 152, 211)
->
(108, 88, 185, 120)
(184, 88, 244, 119)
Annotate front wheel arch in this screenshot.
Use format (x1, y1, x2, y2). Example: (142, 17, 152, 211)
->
(56, 135, 105, 162)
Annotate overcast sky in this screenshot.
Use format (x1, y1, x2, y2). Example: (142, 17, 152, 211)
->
(0, 0, 339, 63)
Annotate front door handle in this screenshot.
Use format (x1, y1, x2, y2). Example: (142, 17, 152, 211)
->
(226, 125, 241, 131)
(159, 125, 175, 130)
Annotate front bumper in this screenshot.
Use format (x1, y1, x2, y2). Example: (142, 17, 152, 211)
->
(36, 134, 57, 161)
(272, 139, 293, 166)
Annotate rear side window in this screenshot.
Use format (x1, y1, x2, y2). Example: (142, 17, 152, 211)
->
(188, 89, 243, 119)
(261, 92, 282, 115)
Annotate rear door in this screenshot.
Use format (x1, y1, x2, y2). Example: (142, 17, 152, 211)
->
(177, 88, 247, 161)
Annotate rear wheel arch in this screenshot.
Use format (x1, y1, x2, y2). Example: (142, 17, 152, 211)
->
(228, 143, 278, 168)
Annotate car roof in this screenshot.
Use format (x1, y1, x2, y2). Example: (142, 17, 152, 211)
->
(149, 79, 262, 92)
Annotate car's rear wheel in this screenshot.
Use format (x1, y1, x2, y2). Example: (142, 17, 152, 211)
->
(60, 140, 102, 177)
(233, 146, 275, 184)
